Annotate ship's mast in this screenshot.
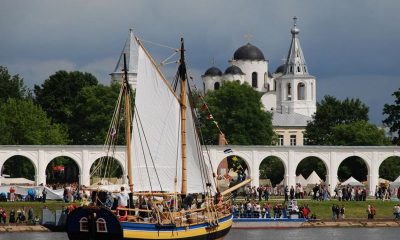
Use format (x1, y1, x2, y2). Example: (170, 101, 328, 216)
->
(123, 54, 134, 197)
(179, 38, 188, 195)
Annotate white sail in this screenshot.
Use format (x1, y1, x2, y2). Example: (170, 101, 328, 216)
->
(185, 98, 216, 193)
(131, 42, 208, 193)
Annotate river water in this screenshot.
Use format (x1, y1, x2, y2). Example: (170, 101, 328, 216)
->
(0, 228, 400, 240)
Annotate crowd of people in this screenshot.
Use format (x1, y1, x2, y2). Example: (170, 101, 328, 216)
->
(231, 200, 313, 219)
(0, 206, 40, 224)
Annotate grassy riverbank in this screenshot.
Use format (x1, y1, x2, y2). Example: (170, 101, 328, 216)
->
(0, 198, 398, 221)
(0, 201, 66, 221)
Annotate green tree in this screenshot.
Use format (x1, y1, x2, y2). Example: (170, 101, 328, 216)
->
(199, 81, 274, 145)
(383, 88, 400, 145)
(0, 66, 28, 102)
(379, 156, 400, 181)
(0, 99, 68, 145)
(296, 157, 327, 181)
(259, 156, 284, 186)
(0, 99, 68, 180)
(329, 121, 390, 146)
(338, 157, 368, 182)
(69, 83, 122, 144)
(34, 70, 98, 134)
(305, 95, 369, 145)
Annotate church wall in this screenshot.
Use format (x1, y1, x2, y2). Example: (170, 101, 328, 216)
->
(232, 60, 268, 92)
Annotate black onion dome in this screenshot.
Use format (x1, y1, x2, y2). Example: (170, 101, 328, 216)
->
(233, 43, 265, 61)
(275, 64, 285, 74)
(204, 66, 222, 76)
(224, 65, 245, 75)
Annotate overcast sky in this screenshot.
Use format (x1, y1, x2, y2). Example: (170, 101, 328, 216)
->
(1, 0, 399, 124)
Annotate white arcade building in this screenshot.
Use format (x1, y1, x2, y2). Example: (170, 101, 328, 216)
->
(202, 17, 316, 146)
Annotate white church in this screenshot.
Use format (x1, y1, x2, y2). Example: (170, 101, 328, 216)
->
(111, 18, 316, 146)
(202, 17, 316, 146)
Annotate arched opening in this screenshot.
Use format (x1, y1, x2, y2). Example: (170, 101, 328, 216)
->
(266, 83, 270, 92)
(379, 156, 400, 182)
(297, 82, 305, 100)
(274, 80, 277, 91)
(296, 156, 327, 182)
(252, 72, 258, 88)
(1, 155, 36, 182)
(46, 156, 80, 186)
(90, 157, 124, 185)
(259, 156, 285, 187)
(214, 82, 220, 90)
(286, 83, 291, 100)
(296, 157, 327, 199)
(217, 155, 249, 192)
(338, 156, 368, 183)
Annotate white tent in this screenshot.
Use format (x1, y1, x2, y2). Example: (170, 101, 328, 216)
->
(0, 177, 35, 185)
(341, 176, 364, 186)
(306, 171, 322, 185)
(296, 174, 308, 186)
(391, 176, 400, 187)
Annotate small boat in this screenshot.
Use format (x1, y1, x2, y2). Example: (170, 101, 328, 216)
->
(65, 33, 245, 239)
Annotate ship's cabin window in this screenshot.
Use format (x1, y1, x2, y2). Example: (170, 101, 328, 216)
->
(96, 218, 108, 233)
(79, 217, 89, 232)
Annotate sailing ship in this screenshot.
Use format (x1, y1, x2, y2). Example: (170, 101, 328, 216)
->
(66, 34, 249, 240)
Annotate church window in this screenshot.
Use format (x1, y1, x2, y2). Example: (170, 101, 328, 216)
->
(252, 72, 258, 88)
(274, 80, 277, 91)
(266, 83, 270, 92)
(79, 217, 89, 232)
(297, 66, 301, 73)
(290, 66, 293, 73)
(277, 135, 284, 146)
(297, 82, 305, 100)
(214, 82, 220, 90)
(287, 83, 291, 100)
(96, 218, 108, 233)
(290, 135, 297, 146)
(304, 67, 307, 73)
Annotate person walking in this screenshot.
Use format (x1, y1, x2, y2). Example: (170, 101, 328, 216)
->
(42, 187, 47, 203)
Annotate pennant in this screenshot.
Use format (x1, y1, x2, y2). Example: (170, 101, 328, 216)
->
(224, 148, 233, 154)
(110, 126, 117, 139)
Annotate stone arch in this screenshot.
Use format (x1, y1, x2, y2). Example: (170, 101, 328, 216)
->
(259, 155, 286, 186)
(216, 153, 251, 183)
(0, 155, 37, 182)
(337, 155, 369, 183)
(297, 82, 306, 100)
(296, 156, 328, 181)
(90, 156, 125, 185)
(378, 155, 400, 181)
(46, 156, 81, 184)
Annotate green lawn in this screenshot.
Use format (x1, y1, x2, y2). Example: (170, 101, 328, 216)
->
(0, 200, 66, 221)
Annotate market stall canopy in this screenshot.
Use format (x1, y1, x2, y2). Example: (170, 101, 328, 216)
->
(0, 177, 35, 185)
(341, 176, 364, 186)
(391, 176, 400, 187)
(306, 171, 322, 185)
(296, 174, 307, 186)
